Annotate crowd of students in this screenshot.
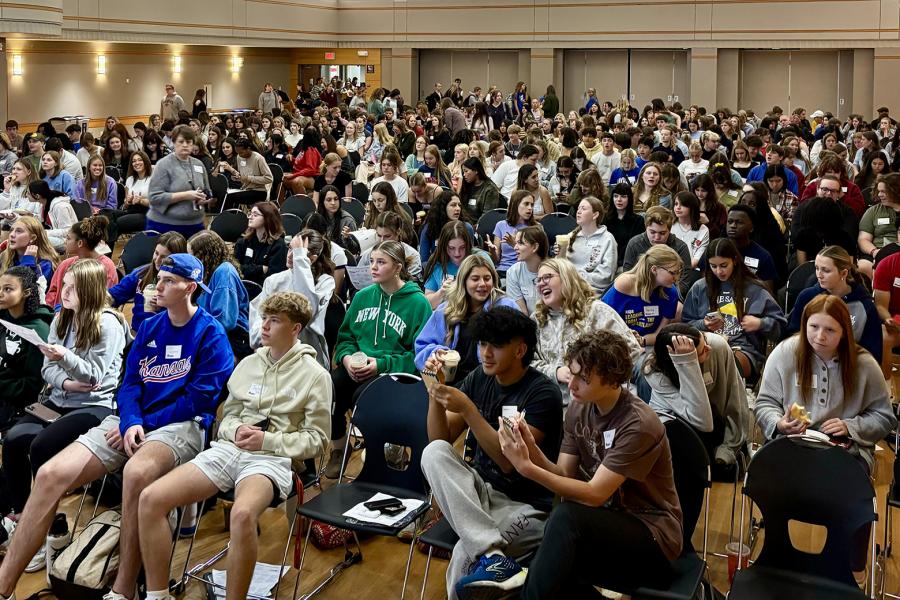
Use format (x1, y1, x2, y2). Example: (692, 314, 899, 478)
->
(0, 77, 893, 599)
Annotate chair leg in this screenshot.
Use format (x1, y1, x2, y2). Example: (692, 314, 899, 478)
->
(419, 547, 434, 600)
(292, 521, 314, 600)
(273, 508, 300, 600)
(293, 531, 363, 599)
(400, 528, 420, 600)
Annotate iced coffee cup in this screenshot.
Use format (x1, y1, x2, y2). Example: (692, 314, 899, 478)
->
(441, 350, 461, 383)
(349, 351, 368, 370)
(556, 234, 569, 249)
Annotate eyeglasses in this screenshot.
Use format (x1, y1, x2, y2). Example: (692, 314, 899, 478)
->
(819, 187, 840, 195)
(249, 210, 263, 217)
(659, 266, 683, 278)
(533, 273, 557, 286)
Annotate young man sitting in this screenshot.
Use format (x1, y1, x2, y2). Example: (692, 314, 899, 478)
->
(0, 254, 234, 600)
(139, 291, 331, 600)
(498, 330, 683, 598)
(421, 306, 563, 600)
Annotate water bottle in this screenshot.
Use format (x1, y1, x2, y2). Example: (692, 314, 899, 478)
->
(45, 513, 69, 583)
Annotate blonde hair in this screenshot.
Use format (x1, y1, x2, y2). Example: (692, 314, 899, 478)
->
(442, 254, 504, 345)
(319, 152, 341, 175)
(54, 259, 115, 351)
(1, 216, 60, 271)
(373, 123, 394, 145)
(534, 258, 595, 328)
(628, 245, 682, 302)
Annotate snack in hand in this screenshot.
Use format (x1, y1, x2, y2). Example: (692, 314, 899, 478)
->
(789, 402, 811, 425)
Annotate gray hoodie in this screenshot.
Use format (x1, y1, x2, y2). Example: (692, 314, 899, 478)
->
(148, 153, 210, 226)
(645, 331, 751, 465)
(565, 226, 618, 295)
(42, 309, 133, 410)
(755, 336, 896, 471)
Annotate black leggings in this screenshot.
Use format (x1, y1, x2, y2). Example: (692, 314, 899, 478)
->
(330, 364, 376, 440)
(522, 502, 673, 599)
(2, 405, 112, 513)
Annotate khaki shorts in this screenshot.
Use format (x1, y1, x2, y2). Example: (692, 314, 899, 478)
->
(76, 415, 203, 472)
(190, 441, 293, 501)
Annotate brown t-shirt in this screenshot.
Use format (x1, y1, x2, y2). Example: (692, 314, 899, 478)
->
(561, 388, 683, 561)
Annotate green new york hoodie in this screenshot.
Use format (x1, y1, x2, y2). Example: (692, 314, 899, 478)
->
(333, 281, 432, 375)
(0, 305, 54, 409)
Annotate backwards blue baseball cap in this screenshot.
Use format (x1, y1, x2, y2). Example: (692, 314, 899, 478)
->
(159, 253, 211, 293)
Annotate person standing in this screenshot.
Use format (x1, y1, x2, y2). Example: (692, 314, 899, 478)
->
(148, 125, 214, 237)
(258, 83, 279, 114)
(160, 84, 185, 123)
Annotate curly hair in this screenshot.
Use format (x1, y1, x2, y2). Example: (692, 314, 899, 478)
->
(2, 266, 40, 316)
(534, 258, 595, 328)
(470, 306, 538, 367)
(564, 330, 634, 387)
(260, 291, 312, 328)
(188, 230, 241, 284)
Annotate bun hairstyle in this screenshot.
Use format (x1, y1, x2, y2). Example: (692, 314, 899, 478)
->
(371, 239, 412, 281)
(71, 214, 109, 250)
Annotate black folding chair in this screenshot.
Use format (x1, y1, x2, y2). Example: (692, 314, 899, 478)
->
(209, 209, 248, 244)
(351, 182, 369, 204)
(268, 163, 284, 203)
(209, 173, 229, 208)
(730, 436, 875, 599)
(105, 165, 121, 183)
(342, 197, 365, 226)
(399, 202, 415, 221)
(282, 213, 303, 237)
(291, 373, 431, 600)
(241, 279, 263, 302)
(119, 231, 159, 274)
(281, 195, 316, 221)
(71, 199, 93, 222)
(476, 208, 506, 242)
(633, 418, 711, 599)
(539, 212, 577, 246)
(783, 261, 816, 314)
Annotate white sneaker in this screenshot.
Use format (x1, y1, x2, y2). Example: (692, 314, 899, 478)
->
(24, 546, 45, 573)
(0, 517, 17, 551)
(101, 591, 131, 600)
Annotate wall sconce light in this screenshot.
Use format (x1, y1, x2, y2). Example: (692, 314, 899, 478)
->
(231, 56, 243, 73)
(11, 54, 22, 76)
(97, 55, 107, 75)
(173, 55, 182, 74)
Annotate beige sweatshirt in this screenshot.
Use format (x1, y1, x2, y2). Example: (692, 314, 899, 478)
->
(218, 340, 331, 469)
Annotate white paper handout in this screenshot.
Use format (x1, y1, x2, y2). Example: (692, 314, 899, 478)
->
(346, 265, 375, 290)
(0, 318, 48, 348)
(343, 492, 425, 527)
(210, 563, 289, 599)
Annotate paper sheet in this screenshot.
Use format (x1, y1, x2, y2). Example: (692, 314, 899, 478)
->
(346, 265, 375, 290)
(0, 318, 48, 348)
(210, 562, 289, 599)
(342, 492, 425, 527)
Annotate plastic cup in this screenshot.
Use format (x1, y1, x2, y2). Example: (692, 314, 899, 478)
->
(555, 234, 569, 249)
(349, 351, 368, 370)
(441, 350, 460, 383)
(726, 542, 750, 584)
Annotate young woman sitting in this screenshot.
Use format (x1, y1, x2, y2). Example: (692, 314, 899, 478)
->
(39, 151, 74, 197)
(27, 181, 76, 250)
(419, 191, 474, 264)
(74, 156, 117, 213)
(316, 184, 357, 247)
(515, 164, 551, 221)
(364, 182, 416, 245)
(2, 259, 130, 541)
(644, 322, 750, 468)
(557, 195, 617, 295)
(532, 258, 640, 405)
(671, 191, 710, 269)
(459, 157, 501, 221)
(45, 216, 119, 308)
(0, 267, 53, 429)
(109, 231, 187, 333)
(188, 230, 250, 359)
(604, 183, 646, 268)
(423, 221, 481, 309)
(358, 211, 422, 283)
(507, 226, 548, 314)
(787, 245, 883, 368)
(415, 253, 516, 385)
(691, 173, 727, 240)
(327, 240, 432, 476)
(683, 238, 785, 384)
(233, 202, 288, 286)
(0, 217, 59, 300)
(490, 190, 536, 277)
(0, 160, 41, 226)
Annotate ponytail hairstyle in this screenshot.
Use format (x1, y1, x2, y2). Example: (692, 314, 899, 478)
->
(2, 266, 40, 316)
(703, 238, 764, 322)
(817, 245, 860, 287)
(55, 259, 113, 352)
(70, 214, 109, 250)
(371, 239, 412, 282)
(298, 228, 336, 287)
(139, 231, 187, 289)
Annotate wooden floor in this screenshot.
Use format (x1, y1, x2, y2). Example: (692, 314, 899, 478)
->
(5, 435, 900, 600)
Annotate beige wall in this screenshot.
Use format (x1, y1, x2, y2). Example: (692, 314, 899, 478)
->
(417, 50, 520, 100)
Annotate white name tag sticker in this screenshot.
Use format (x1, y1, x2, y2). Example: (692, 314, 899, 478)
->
(245, 247, 254, 258)
(703, 371, 714, 386)
(744, 256, 759, 268)
(193, 165, 204, 173)
(878, 217, 891, 225)
(165, 345, 182, 359)
(603, 429, 616, 449)
(795, 374, 818, 387)
(893, 277, 900, 288)
(501, 405, 519, 419)
(644, 305, 659, 317)
(469, 198, 477, 207)
(248, 383, 265, 397)
(240, 160, 247, 168)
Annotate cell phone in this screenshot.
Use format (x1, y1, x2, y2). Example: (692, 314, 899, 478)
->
(379, 504, 405, 516)
(25, 402, 61, 424)
(364, 497, 403, 511)
(255, 418, 270, 431)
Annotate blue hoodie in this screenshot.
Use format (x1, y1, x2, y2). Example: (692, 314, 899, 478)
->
(197, 262, 249, 333)
(116, 306, 234, 435)
(17, 255, 54, 286)
(786, 282, 883, 363)
(414, 296, 518, 371)
(109, 264, 152, 332)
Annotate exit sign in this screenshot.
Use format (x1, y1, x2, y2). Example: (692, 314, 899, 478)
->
(324, 52, 336, 60)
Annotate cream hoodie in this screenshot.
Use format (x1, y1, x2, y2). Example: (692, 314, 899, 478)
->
(218, 340, 331, 469)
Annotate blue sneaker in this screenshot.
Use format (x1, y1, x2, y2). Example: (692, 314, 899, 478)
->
(455, 553, 527, 600)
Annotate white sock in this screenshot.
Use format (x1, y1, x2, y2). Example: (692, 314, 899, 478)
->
(145, 590, 170, 600)
(485, 548, 505, 558)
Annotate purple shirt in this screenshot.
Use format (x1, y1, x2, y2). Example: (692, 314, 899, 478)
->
(493, 220, 527, 271)
(73, 177, 117, 211)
